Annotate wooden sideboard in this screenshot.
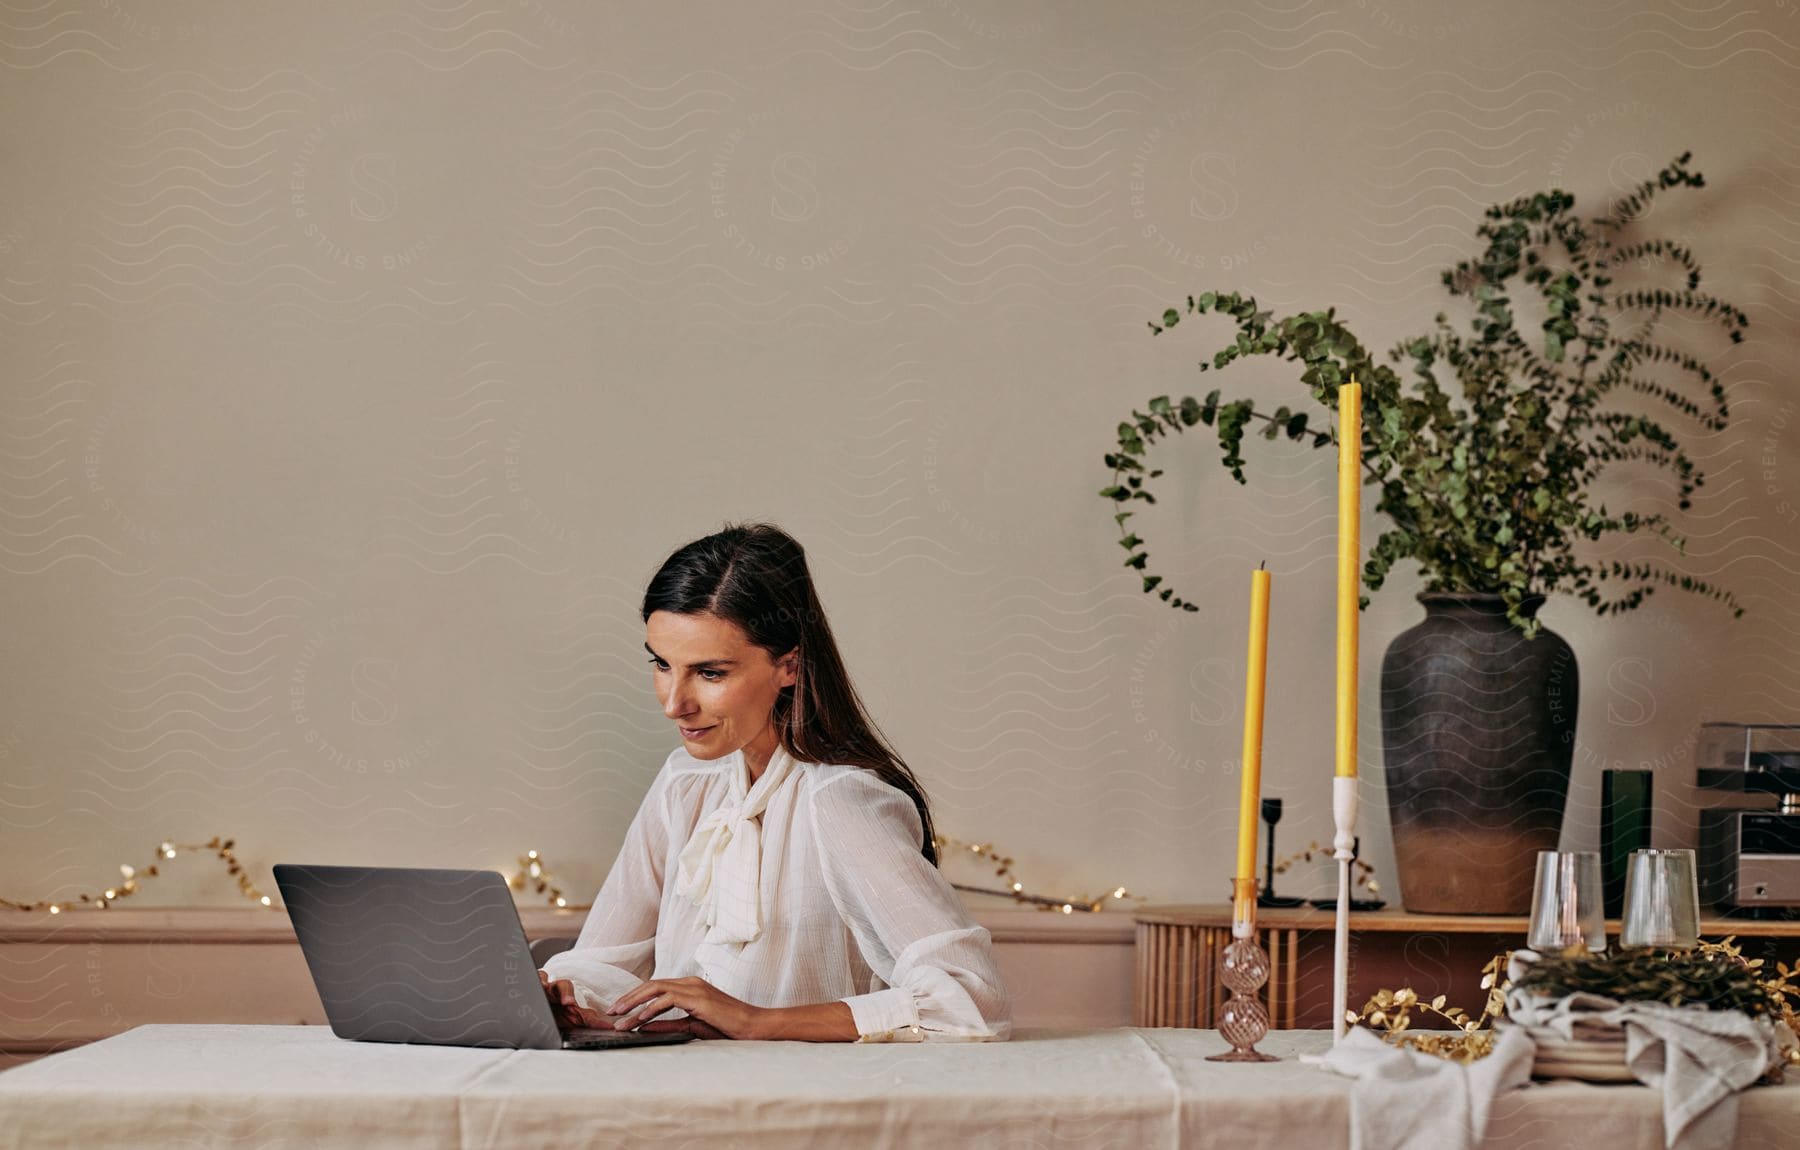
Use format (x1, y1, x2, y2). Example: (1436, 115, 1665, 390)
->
(1135, 903, 1800, 1031)
(0, 901, 1133, 1068)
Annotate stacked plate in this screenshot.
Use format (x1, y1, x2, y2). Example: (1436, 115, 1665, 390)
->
(1500, 1020, 1637, 1083)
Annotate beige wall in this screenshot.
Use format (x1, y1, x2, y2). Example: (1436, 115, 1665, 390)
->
(2, 1, 1797, 926)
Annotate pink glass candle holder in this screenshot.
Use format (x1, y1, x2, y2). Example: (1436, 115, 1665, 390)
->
(1206, 933, 1277, 1062)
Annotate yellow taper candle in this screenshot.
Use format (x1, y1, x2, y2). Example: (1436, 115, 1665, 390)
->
(1233, 563, 1272, 925)
(1336, 377, 1362, 779)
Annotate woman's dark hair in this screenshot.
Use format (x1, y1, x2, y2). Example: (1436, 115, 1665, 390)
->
(641, 521, 939, 867)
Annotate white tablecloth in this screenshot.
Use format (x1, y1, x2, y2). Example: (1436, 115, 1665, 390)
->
(1, 1025, 1795, 1149)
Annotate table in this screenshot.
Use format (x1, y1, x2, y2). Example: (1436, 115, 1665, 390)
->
(1, 1024, 1796, 1149)
(1136, 904, 1800, 1030)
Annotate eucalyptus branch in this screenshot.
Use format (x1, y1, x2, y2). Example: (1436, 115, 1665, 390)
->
(1100, 151, 1749, 637)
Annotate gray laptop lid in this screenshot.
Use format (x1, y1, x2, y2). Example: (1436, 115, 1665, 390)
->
(273, 863, 568, 1050)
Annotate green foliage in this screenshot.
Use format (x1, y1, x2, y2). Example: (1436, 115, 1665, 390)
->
(1100, 152, 1749, 637)
(1514, 944, 1785, 1017)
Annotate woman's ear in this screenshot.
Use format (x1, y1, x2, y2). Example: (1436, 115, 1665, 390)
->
(778, 649, 799, 689)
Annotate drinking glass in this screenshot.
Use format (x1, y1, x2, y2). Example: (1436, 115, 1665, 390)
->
(1620, 848, 1701, 949)
(1527, 850, 1606, 953)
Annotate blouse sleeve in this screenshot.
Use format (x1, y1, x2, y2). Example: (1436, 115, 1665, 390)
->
(810, 771, 1012, 1042)
(538, 752, 684, 1017)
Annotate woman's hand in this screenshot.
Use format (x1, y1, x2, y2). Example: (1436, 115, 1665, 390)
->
(539, 969, 609, 1030)
(607, 976, 766, 1040)
(538, 970, 732, 1038)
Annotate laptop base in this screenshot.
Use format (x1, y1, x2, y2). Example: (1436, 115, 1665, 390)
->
(561, 1027, 695, 1050)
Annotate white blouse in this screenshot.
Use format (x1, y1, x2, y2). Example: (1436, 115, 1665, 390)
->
(538, 742, 1012, 1042)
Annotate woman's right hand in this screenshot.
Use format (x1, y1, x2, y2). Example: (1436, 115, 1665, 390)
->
(539, 969, 608, 1030)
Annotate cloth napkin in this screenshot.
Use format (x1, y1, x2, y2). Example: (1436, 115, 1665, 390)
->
(1319, 1023, 1535, 1150)
(1504, 952, 1778, 1150)
(673, 743, 798, 945)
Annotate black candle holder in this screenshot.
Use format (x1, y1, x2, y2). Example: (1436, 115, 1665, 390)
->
(1257, 797, 1305, 908)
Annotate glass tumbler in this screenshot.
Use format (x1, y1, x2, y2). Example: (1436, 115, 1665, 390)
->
(1527, 850, 1606, 953)
(1620, 848, 1701, 949)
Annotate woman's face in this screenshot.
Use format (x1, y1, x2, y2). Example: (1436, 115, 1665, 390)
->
(645, 610, 796, 761)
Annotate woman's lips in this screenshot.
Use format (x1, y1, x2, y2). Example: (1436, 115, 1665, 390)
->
(680, 726, 714, 739)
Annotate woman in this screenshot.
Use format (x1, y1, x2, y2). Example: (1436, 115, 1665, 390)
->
(537, 522, 1011, 1042)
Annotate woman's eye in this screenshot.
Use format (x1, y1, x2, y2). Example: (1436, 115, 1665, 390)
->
(646, 658, 723, 681)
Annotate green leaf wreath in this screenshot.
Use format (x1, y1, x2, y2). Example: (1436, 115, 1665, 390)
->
(1100, 152, 1749, 638)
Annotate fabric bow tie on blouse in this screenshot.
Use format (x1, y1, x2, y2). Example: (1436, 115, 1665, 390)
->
(675, 743, 798, 945)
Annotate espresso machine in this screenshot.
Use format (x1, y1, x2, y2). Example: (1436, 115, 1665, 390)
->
(1697, 722, 1800, 916)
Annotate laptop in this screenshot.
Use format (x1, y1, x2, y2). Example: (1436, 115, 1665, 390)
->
(272, 863, 692, 1051)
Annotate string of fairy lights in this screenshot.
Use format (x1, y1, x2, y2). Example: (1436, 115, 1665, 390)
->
(932, 835, 1138, 914)
(1, 833, 1371, 916)
(0, 837, 273, 914)
(1, 836, 1157, 915)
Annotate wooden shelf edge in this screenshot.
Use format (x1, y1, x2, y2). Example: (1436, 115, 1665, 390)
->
(1133, 903, 1800, 937)
(0, 901, 1136, 947)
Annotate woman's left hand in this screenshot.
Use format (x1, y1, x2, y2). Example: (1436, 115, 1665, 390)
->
(608, 976, 766, 1039)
